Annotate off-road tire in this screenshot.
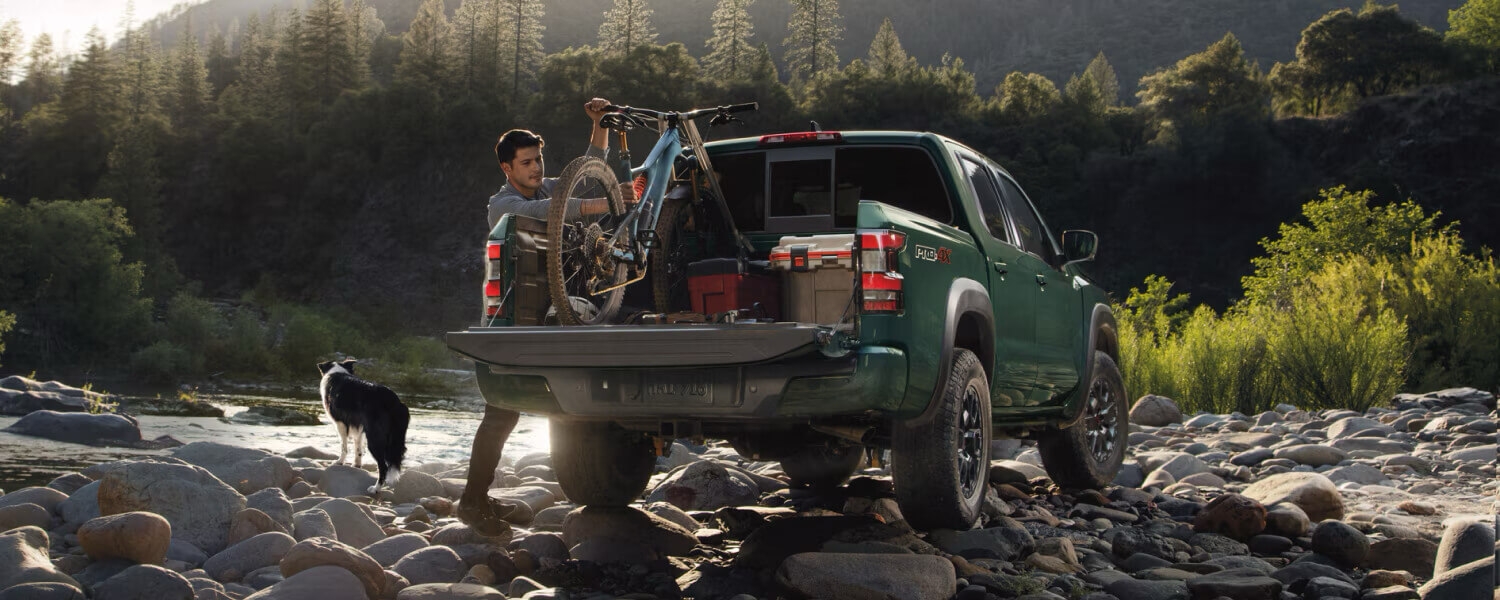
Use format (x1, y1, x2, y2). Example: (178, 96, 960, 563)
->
(547, 156, 627, 325)
(650, 196, 693, 313)
(1038, 351, 1127, 489)
(892, 348, 991, 530)
(779, 443, 864, 490)
(550, 419, 655, 507)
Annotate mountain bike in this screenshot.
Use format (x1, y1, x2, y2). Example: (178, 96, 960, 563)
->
(545, 101, 757, 325)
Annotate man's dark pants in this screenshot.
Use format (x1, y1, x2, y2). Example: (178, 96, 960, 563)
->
(463, 404, 520, 508)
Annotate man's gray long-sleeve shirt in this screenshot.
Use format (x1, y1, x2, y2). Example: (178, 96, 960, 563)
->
(487, 145, 608, 230)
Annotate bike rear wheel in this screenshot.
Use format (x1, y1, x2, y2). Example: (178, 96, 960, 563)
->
(651, 196, 694, 313)
(547, 157, 629, 325)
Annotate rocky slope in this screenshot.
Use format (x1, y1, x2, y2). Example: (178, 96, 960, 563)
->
(0, 387, 1494, 599)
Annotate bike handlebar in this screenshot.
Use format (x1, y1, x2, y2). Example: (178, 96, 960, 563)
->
(602, 102, 758, 121)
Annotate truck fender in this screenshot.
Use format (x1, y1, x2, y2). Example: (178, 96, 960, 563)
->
(908, 278, 994, 426)
(1058, 303, 1120, 426)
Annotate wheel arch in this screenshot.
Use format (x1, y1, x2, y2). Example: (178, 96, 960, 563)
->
(1061, 303, 1122, 424)
(910, 278, 993, 426)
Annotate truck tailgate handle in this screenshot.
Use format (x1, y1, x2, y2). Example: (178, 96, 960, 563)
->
(992, 261, 1007, 274)
(1035, 274, 1048, 286)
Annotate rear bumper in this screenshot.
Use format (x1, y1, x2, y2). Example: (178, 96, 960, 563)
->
(448, 323, 824, 368)
(471, 346, 909, 421)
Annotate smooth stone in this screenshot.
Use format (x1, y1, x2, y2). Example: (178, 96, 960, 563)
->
(246, 488, 295, 531)
(318, 466, 378, 499)
(228, 508, 290, 547)
(0, 583, 87, 599)
(1365, 538, 1437, 578)
(97, 461, 246, 554)
(0, 486, 69, 514)
(1242, 473, 1344, 522)
(243, 565, 370, 600)
(1418, 555, 1494, 600)
(1271, 444, 1347, 467)
(0, 527, 82, 589)
(203, 532, 296, 583)
(317, 498, 387, 548)
(645, 461, 760, 511)
(363, 533, 431, 568)
(278, 537, 386, 599)
(1184, 570, 1282, 600)
(57, 481, 101, 527)
(395, 583, 506, 600)
(561, 505, 696, 557)
(0, 503, 52, 532)
(77, 511, 173, 565)
(775, 552, 956, 600)
(1130, 395, 1184, 426)
(1433, 517, 1494, 578)
(292, 508, 337, 541)
(1303, 575, 1359, 598)
(392, 545, 465, 585)
(1103, 578, 1189, 600)
(1192, 494, 1265, 541)
(1310, 520, 1368, 568)
(93, 564, 193, 600)
(171, 442, 298, 495)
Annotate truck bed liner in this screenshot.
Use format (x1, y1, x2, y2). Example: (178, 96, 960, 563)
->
(446, 323, 824, 368)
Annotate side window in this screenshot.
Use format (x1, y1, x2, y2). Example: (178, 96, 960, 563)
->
(960, 157, 1011, 244)
(993, 171, 1052, 260)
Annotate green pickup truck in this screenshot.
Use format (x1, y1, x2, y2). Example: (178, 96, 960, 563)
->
(447, 130, 1126, 530)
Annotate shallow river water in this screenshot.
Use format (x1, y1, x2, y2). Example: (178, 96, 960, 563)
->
(0, 391, 552, 490)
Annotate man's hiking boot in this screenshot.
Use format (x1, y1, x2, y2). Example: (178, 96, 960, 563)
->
(456, 496, 519, 537)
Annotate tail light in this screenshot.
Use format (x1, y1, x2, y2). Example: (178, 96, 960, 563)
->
(858, 229, 905, 314)
(759, 131, 843, 145)
(484, 241, 506, 319)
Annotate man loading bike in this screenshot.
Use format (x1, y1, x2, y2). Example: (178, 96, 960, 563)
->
(462, 97, 634, 536)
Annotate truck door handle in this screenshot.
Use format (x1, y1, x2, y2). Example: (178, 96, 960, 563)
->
(992, 261, 1007, 274)
(1036, 274, 1048, 286)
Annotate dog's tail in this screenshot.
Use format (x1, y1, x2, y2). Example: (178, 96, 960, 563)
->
(383, 402, 410, 484)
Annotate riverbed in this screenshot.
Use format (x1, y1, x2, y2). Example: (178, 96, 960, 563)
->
(0, 391, 551, 490)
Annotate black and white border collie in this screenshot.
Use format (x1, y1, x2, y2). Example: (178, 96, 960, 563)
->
(318, 359, 409, 495)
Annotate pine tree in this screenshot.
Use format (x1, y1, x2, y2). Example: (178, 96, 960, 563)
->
(397, 0, 454, 89)
(1084, 51, 1120, 106)
(750, 41, 779, 84)
(497, 0, 545, 100)
(0, 18, 21, 84)
(169, 20, 212, 129)
(347, 0, 383, 88)
(867, 17, 908, 77)
(277, 9, 318, 129)
(206, 26, 236, 97)
(704, 0, 756, 82)
(302, 0, 355, 105)
(598, 0, 657, 56)
(20, 34, 63, 113)
(783, 0, 842, 80)
(453, 0, 500, 95)
(61, 28, 121, 127)
(223, 12, 281, 119)
(118, 16, 165, 124)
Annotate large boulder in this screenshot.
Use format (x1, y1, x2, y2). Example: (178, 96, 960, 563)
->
(278, 538, 386, 599)
(97, 461, 246, 554)
(1193, 494, 1266, 541)
(318, 466, 378, 499)
(317, 498, 387, 549)
(245, 565, 370, 600)
(0, 527, 82, 590)
(1433, 518, 1495, 579)
(204, 532, 296, 583)
(2, 411, 141, 445)
(646, 461, 760, 511)
(1129, 395, 1183, 426)
(92, 564, 193, 600)
(1242, 473, 1344, 522)
(562, 506, 697, 558)
(171, 442, 298, 494)
(1418, 555, 1494, 600)
(0, 388, 90, 415)
(77, 511, 173, 565)
(775, 553, 956, 600)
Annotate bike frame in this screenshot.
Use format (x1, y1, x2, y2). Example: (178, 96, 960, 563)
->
(608, 121, 685, 265)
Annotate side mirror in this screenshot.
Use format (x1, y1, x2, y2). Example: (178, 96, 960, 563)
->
(1061, 230, 1097, 265)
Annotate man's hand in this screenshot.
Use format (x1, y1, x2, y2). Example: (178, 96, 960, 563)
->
(585, 98, 611, 123)
(619, 182, 638, 206)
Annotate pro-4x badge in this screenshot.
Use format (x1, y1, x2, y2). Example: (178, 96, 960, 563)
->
(915, 245, 952, 264)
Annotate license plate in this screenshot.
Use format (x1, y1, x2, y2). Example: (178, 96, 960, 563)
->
(640, 372, 714, 404)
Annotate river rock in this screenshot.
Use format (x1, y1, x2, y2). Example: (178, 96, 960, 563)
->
(0, 503, 52, 531)
(1185, 570, 1282, 600)
(1433, 517, 1495, 578)
(317, 498, 386, 548)
(0, 526, 81, 590)
(1323, 463, 1387, 485)
(78, 511, 172, 565)
(0, 582, 87, 599)
(292, 508, 336, 541)
(1130, 395, 1183, 426)
(228, 508, 290, 547)
(1364, 538, 1437, 578)
(3, 410, 142, 445)
(1309, 520, 1368, 568)
(1242, 472, 1343, 522)
(1271, 444, 1347, 467)
(395, 583, 505, 599)
(1193, 494, 1265, 541)
(1327, 417, 1394, 439)
(97, 461, 246, 554)
(0, 388, 91, 415)
(319, 466, 378, 499)
(246, 488, 295, 531)
(172, 442, 298, 494)
(1445, 444, 1496, 463)
(392, 545, 465, 585)
(1417, 555, 1493, 600)
(1104, 578, 1190, 600)
(0, 485, 68, 514)
(775, 553, 955, 600)
(391, 471, 444, 505)
(56, 481, 101, 528)
(278, 537, 386, 599)
(929, 526, 1035, 561)
(92, 564, 192, 600)
(227, 406, 321, 426)
(562, 505, 697, 558)
(245, 565, 370, 600)
(646, 461, 760, 511)
(204, 531, 296, 582)
(363, 533, 430, 568)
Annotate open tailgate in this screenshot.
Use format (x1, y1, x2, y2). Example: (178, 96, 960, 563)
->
(446, 323, 824, 368)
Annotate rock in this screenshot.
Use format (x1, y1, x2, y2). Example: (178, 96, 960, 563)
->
(319, 466, 378, 499)
(1185, 570, 1282, 600)
(228, 508, 290, 547)
(512, 532, 569, 563)
(47, 473, 93, 495)
(775, 553, 955, 600)
(171, 442, 298, 495)
(395, 583, 506, 600)
(1193, 494, 1266, 541)
(167, 539, 208, 566)
(1323, 463, 1387, 485)
(561, 505, 697, 558)
(227, 406, 321, 426)
(317, 498, 387, 548)
(1397, 500, 1436, 516)
(363, 533, 431, 568)
(97, 461, 246, 554)
(1270, 562, 1356, 589)
(1262, 503, 1310, 538)
(1418, 555, 1493, 600)
(2, 410, 142, 445)
(643, 501, 702, 533)
(1271, 444, 1347, 467)
(0, 502, 52, 531)
(1108, 528, 1177, 561)
(735, 515, 885, 570)
(1230, 449, 1275, 466)
(646, 461, 760, 511)
(0, 583, 87, 599)
(0, 526, 81, 590)
(0, 485, 69, 513)
(1364, 586, 1421, 600)
(1130, 395, 1183, 426)
(1365, 538, 1437, 579)
(57, 481, 101, 527)
(1304, 575, 1359, 598)
(286, 446, 339, 460)
(1103, 578, 1190, 600)
(292, 508, 336, 541)
(392, 546, 465, 585)
(1241, 473, 1343, 522)
(246, 488, 295, 531)
(243, 565, 370, 599)
(92, 564, 193, 600)
(390, 471, 444, 505)
(0, 388, 90, 415)
(1327, 417, 1394, 439)
(485, 486, 557, 522)
(1433, 518, 1495, 578)
(929, 526, 1035, 561)
(1143, 452, 1213, 479)
(1248, 534, 1292, 555)
(1189, 532, 1249, 555)
(1309, 520, 1368, 568)
(1445, 444, 1495, 463)
(78, 511, 173, 565)
(278, 537, 386, 599)
(204, 532, 296, 582)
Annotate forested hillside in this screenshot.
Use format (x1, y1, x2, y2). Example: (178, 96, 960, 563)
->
(145, 0, 1465, 91)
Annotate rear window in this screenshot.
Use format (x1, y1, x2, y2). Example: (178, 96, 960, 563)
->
(714, 145, 951, 232)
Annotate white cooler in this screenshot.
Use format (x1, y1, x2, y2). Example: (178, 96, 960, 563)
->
(769, 234, 857, 324)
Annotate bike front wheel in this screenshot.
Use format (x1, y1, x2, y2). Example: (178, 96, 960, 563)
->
(546, 156, 629, 325)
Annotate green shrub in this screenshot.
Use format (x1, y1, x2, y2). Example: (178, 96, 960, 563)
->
(221, 308, 275, 376)
(1173, 305, 1280, 415)
(271, 306, 339, 377)
(0, 310, 13, 367)
(130, 341, 194, 385)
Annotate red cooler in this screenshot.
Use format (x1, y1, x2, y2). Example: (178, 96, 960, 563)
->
(686, 258, 782, 320)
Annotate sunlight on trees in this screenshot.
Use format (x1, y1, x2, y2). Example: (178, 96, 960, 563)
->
(704, 0, 757, 82)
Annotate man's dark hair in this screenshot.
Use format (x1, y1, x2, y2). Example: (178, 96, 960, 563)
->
(495, 129, 545, 165)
